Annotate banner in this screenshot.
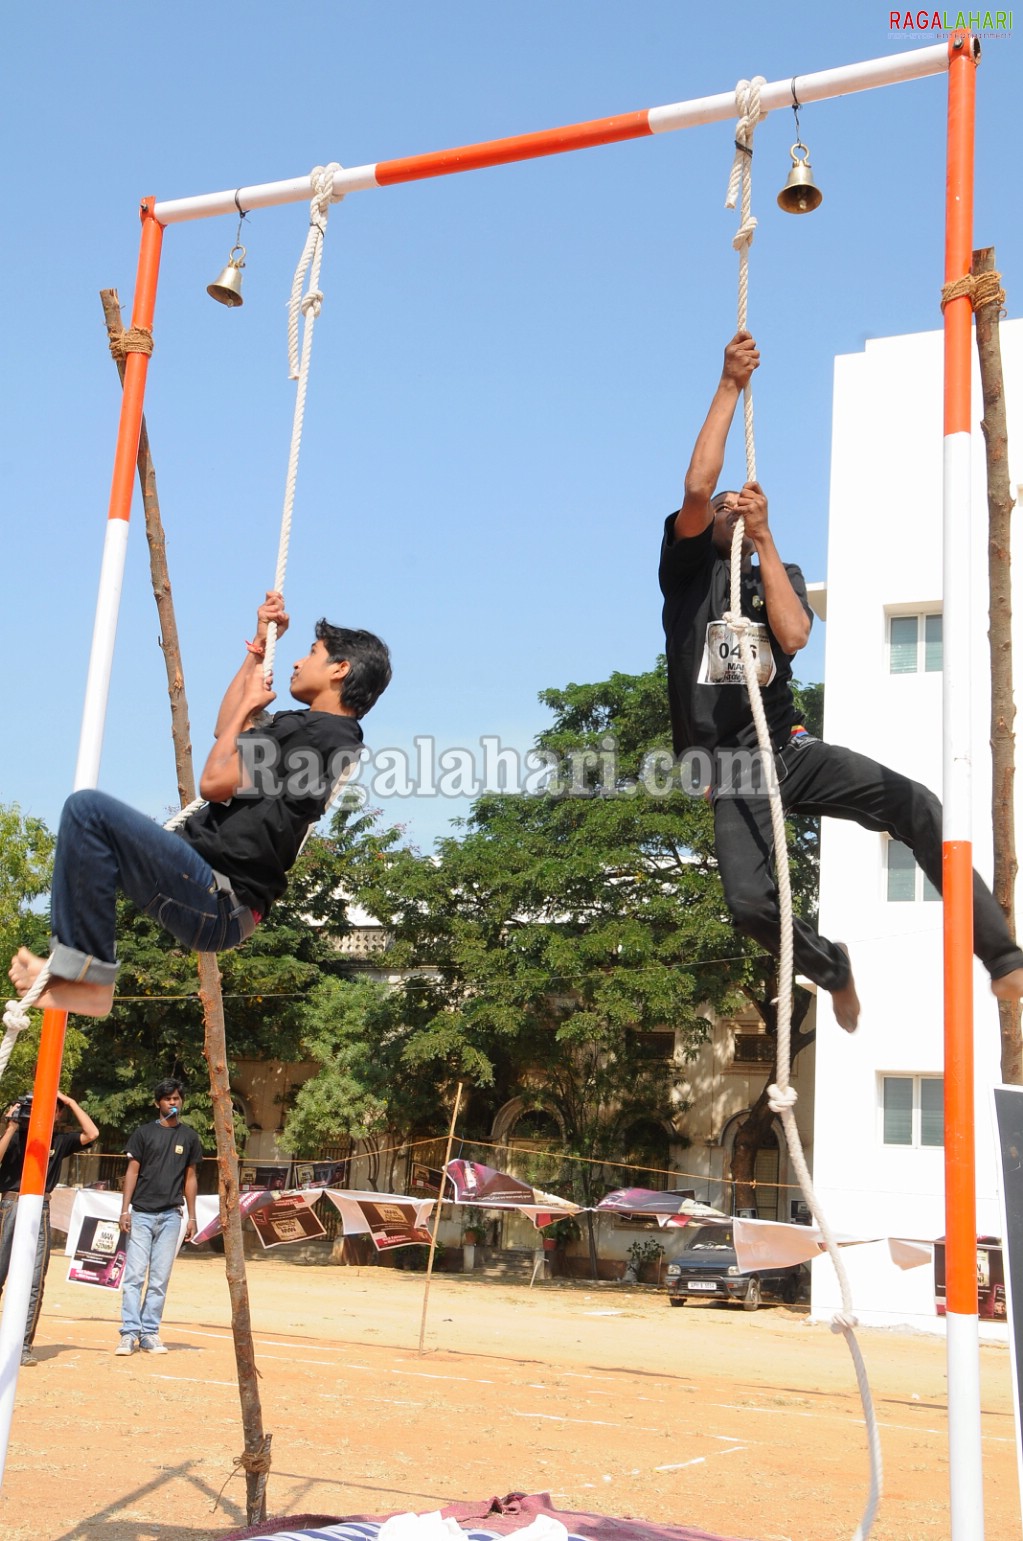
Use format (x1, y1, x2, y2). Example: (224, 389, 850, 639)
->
(248, 1193, 327, 1249)
(324, 1190, 435, 1250)
(290, 1159, 350, 1190)
(238, 1162, 291, 1192)
(597, 1189, 729, 1227)
(190, 1188, 277, 1246)
(445, 1160, 580, 1226)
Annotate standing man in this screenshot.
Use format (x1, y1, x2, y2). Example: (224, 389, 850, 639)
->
(659, 329, 1023, 1028)
(0, 1090, 99, 1365)
(117, 1077, 203, 1356)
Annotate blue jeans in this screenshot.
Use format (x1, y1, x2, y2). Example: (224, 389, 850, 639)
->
(120, 1208, 182, 1338)
(0, 1195, 50, 1348)
(48, 789, 256, 985)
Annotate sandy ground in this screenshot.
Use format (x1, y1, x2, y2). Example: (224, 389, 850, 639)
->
(0, 1251, 1019, 1541)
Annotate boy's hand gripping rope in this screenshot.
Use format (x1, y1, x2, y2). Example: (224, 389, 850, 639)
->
(721, 78, 881, 1541)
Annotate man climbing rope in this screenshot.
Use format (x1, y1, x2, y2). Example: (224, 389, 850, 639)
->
(8, 592, 390, 1019)
(661, 330, 1023, 1030)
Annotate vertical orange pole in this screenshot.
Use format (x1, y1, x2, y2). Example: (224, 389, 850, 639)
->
(941, 30, 985, 1539)
(0, 198, 165, 1493)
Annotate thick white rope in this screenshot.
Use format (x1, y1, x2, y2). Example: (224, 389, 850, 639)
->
(164, 165, 346, 838)
(721, 80, 881, 1541)
(1, 963, 52, 1080)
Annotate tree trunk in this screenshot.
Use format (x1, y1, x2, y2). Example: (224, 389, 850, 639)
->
(973, 248, 1022, 1084)
(100, 290, 272, 1523)
(731, 979, 814, 1213)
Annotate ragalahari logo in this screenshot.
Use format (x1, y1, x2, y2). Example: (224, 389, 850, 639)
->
(889, 9, 1013, 31)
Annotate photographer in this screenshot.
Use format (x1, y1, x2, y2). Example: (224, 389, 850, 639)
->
(0, 1091, 98, 1365)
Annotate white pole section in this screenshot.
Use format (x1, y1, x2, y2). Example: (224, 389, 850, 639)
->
(153, 42, 949, 225)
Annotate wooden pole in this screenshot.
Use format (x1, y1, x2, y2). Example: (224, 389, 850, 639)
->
(972, 248, 1022, 1085)
(100, 290, 272, 1524)
(417, 1081, 463, 1354)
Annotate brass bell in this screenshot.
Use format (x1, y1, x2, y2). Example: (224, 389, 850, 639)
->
(777, 144, 822, 215)
(207, 245, 246, 306)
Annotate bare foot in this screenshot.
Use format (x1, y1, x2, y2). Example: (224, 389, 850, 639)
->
(829, 942, 860, 1033)
(9, 947, 114, 1019)
(992, 967, 1023, 1003)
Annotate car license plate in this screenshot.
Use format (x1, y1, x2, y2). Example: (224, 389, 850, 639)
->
(686, 1281, 717, 1291)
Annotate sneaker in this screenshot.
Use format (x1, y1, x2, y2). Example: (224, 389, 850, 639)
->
(20, 1349, 38, 1367)
(139, 1334, 168, 1354)
(115, 1334, 138, 1356)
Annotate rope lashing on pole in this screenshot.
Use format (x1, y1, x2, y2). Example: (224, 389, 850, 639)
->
(940, 268, 1005, 314)
(165, 164, 346, 836)
(721, 80, 882, 1541)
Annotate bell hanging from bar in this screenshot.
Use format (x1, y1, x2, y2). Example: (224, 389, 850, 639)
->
(777, 143, 822, 215)
(207, 245, 246, 306)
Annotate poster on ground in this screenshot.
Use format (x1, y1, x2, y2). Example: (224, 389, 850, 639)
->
(66, 1213, 128, 1290)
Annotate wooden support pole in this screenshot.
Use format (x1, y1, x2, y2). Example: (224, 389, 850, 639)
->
(100, 289, 272, 1524)
(418, 1081, 463, 1354)
(972, 248, 1021, 1084)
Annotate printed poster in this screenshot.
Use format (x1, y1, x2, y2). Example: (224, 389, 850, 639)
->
(67, 1214, 128, 1290)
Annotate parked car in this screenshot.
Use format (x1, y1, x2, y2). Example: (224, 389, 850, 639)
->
(663, 1223, 807, 1311)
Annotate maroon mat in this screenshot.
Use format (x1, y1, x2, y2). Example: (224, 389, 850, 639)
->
(223, 1490, 753, 1541)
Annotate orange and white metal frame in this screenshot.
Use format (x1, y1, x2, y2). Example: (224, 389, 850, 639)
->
(0, 35, 985, 1536)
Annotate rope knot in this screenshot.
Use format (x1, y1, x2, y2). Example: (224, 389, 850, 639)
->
(3, 1000, 31, 1034)
(731, 212, 758, 253)
(831, 1310, 859, 1334)
(724, 76, 766, 211)
(767, 1082, 798, 1114)
(300, 289, 323, 318)
(722, 609, 751, 637)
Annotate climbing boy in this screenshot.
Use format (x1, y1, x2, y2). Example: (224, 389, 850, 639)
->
(660, 330, 1023, 1029)
(8, 592, 390, 1019)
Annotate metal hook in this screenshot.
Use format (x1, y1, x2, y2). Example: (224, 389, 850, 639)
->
(790, 77, 802, 143)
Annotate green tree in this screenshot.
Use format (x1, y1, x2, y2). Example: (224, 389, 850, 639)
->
(0, 804, 88, 1095)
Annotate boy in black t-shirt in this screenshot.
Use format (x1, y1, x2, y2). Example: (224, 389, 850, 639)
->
(661, 331, 1023, 1030)
(117, 1078, 203, 1356)
(8, 594, 391, 1020)
(0, 1091, 98, 1365)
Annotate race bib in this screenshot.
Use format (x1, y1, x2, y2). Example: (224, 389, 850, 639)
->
(697, 620, 777, 688)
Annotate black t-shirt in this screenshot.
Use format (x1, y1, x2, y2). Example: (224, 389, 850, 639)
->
(124, 1120, 204, 1213)
(0, 1128, 93, 1195)
(178, 709, 364, 914)
(658, 516, 813, 754)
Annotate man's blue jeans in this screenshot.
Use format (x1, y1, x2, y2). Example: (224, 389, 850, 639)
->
(48, 789, 255, 986)
(120, 1208, 183, 1338)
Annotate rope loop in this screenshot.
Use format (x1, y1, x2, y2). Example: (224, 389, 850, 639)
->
(940, 268, 1006, 314)
(724, 77, 766, 212)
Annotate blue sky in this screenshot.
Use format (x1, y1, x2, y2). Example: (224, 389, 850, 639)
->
(2, 5, 1018, 851)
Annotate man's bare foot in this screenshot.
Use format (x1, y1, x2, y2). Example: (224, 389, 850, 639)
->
(8, 947, 114, 1019)
(992, 967, 1023, 1004)
(829, 942, 860, 1033)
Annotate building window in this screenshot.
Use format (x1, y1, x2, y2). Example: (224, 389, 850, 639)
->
(885, 839, 940, 903)
(888, 612, 942, 675)
(881, 1074, 943, 1148)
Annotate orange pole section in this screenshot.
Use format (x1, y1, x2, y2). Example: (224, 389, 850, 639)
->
(375, 108, 652, 185)
(943, 32, 977, 437)
(18, 1011, 68, 1196)
(107, 198, 164, 523)
(943, 842, 976, 1315)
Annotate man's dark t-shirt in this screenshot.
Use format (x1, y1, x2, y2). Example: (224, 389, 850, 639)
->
(658, 517, 813, 754)
(124, 1121, 203, 1213)
(0, 1129, 92, 1195)
(178, 709, 364, 914)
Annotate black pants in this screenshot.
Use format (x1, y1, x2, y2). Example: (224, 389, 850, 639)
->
(713, 736, 1023, 993)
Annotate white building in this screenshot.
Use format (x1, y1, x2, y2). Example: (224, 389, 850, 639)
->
(811, 319, 1023, 1329)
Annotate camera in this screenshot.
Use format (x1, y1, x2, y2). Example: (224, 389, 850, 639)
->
(9, 1095, 33, 1124)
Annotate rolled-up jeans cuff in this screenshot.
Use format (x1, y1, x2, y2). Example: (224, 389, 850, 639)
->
(48, 939, 119, 987)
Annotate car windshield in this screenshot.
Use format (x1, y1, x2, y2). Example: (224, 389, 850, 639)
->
(683, 1225, 734, 1252)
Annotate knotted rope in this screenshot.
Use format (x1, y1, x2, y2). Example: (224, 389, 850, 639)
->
(722, 81, 881, 1541)
(1, 963, 52, 1078)
(164, 164, 346, 837)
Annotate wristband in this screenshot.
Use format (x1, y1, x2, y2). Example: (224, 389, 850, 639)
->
(245, 639, 266, 657)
